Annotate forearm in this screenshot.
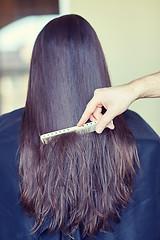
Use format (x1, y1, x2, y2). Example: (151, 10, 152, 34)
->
(128, 72, 160, 101)
(78, 71, 160, 132)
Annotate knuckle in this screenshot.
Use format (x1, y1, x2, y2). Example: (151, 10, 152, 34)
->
(94, 88, 101, 95)
(86, 102, 90, 109)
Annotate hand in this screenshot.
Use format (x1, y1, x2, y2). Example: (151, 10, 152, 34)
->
(77, 84, 135, 133)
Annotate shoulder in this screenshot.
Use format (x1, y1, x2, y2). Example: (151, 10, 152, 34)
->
(123, 110, 160, 175)
(123, 109, 160, 200)
(123, 109, 160, 142)
(0, 107, 24, 166)
(0, 108, 23, 176)
(0, 109, 35, 238)
(0, 108, 24, 143)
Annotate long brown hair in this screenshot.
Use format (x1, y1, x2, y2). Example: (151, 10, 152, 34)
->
(19, 14, 139, 238)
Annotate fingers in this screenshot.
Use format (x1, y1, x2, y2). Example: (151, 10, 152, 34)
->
(90, 107, 102, 121)
(95, 110, 115, 133)
(77, 87, 116, 132)
(106, 120, 115, 130)
(90, 114, 97, 122)
(77, 98, 98, 127)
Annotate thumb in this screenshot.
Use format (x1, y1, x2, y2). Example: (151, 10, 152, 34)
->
(96, 111, 115, 133)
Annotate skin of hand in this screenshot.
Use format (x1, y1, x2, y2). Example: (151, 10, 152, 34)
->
(77, 84, 136, 133)
(77, 71, 160, 134)
(133, 72, 160, 98)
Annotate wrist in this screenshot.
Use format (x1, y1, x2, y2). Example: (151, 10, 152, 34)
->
(126, 80, 141, 103)
(128, 72, 160, 99)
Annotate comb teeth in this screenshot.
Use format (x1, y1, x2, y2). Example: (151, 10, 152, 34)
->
(40, 121, 98, 144)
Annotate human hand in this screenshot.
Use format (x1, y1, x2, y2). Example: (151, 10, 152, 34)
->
(77, 84, 135, 133)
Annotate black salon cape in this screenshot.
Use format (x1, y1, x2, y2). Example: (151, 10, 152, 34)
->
(0, 108, 160, 240)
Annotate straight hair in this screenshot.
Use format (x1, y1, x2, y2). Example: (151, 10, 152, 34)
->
(19, 14, 139, 238)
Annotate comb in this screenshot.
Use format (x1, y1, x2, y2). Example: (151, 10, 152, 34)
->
(40, 121, 98, 144)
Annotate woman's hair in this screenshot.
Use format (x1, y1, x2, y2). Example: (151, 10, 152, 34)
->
(19, 14, 139, 238)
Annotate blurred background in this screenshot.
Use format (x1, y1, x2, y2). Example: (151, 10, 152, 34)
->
(0, 0, 160, 135)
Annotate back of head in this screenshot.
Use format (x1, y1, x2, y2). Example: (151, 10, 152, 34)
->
(26, 14, 110, 132)
(19, 14, 139, 238)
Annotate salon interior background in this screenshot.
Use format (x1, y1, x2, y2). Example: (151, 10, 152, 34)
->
(0, 0, 160, 135)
